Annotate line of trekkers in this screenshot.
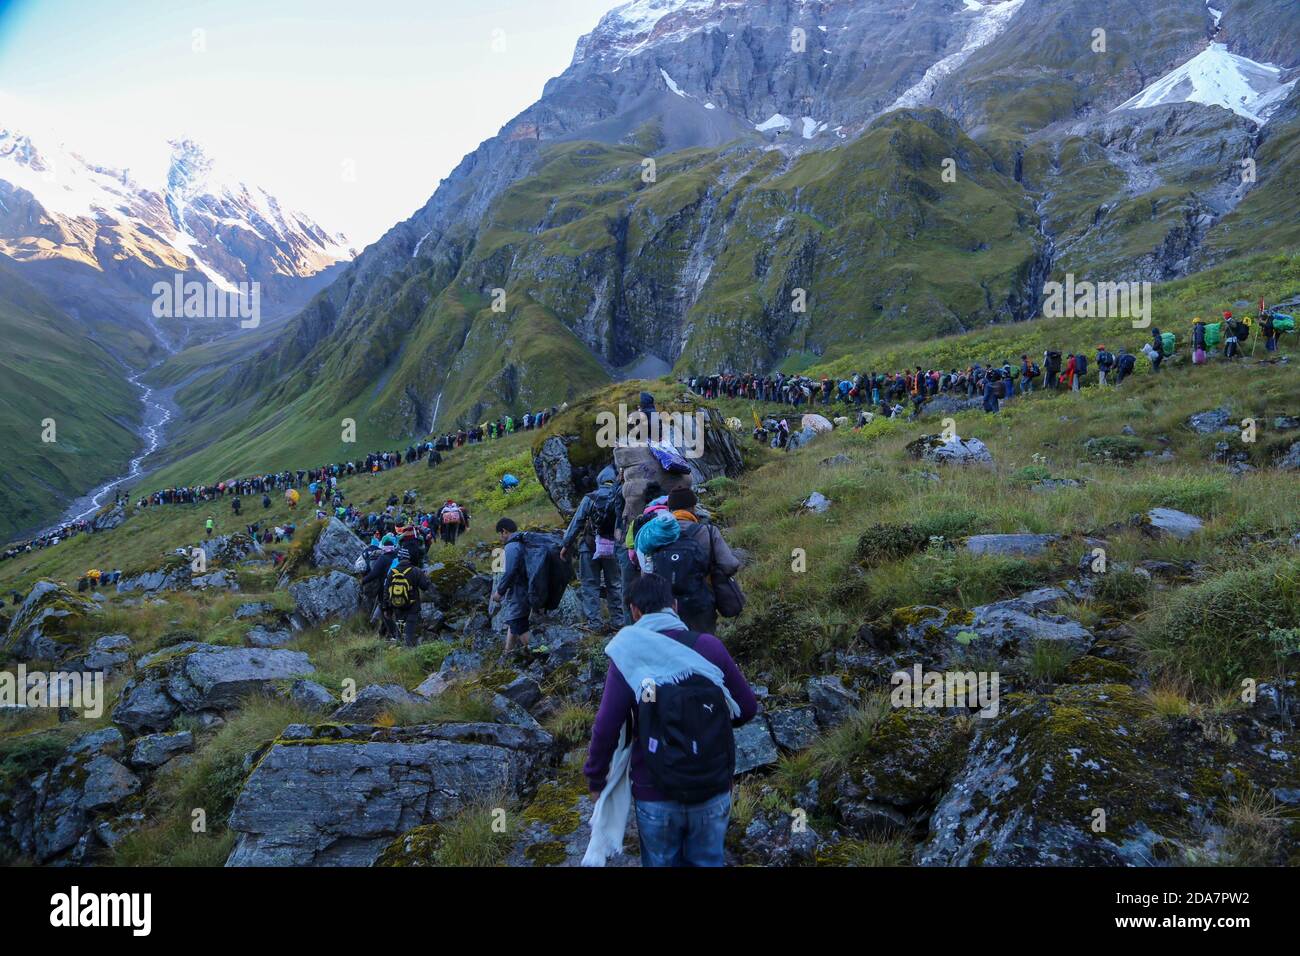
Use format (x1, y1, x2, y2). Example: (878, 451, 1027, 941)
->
(351, 394, 758, 866)
(690, 309, 1294, 424)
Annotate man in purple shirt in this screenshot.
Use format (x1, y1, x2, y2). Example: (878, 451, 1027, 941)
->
(584, 573, 759, 867)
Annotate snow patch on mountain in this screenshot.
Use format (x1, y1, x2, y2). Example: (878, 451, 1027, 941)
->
(756, 113, 793, 133)
(884, 0, 1026, 114)
(1112, 43, 1298, 126)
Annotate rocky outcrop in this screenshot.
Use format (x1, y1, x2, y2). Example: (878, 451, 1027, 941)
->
(533, 388, 743, 516)
(858, 597, 1094, 678)
(3, 728, 141, 864)
(112, 644, 315, 734)
(289, 571, 362, 627)
(918, 684, 1296, 866)
(2, 580, 101, 662)
(312, 517, 366, 572)
(226, 721, 553, 866)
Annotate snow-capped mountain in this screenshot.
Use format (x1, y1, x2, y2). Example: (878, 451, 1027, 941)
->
(0, 129, 353, 344)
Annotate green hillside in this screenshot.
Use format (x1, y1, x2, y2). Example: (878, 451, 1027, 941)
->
(0, 261, 141, 541)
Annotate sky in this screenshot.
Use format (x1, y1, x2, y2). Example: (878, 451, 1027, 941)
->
(0, 0, 619, 248)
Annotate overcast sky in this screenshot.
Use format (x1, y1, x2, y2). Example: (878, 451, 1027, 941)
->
(0, 0, 617, 247)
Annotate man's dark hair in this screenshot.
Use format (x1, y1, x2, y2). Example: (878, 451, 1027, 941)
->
(495, 517, 518, 534)
(666, 487, 697, 513)
(628, 573, 675, 615)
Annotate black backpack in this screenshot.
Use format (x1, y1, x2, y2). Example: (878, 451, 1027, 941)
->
(655, 534, 715, 623)
(1075, 353, 1088, 375)
(1119, 353, 1136, 372)
(587, 486, 620, 540)
(638, 630, 735, 803)
(518, 532, 574, 611)
(1046, 351, 1062, 366)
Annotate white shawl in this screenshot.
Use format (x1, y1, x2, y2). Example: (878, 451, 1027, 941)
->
(580, 610, 739, 866)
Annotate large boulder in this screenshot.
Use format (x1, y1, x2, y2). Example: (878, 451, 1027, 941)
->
(2, 580, 101, 661)
(906, 434, 993, 467)
(312, 518, 366, 572)
(12, 728, 141, 863)
(116, 558, 191, 594)
(91, 503, 127, 532)
(1144, 508, 1204, 539)
(289, 571, 362, 627)
(918, 684, 1297, 866)
(226, 721, 552, 866)
(112, 645, 315, 733)
(859, 597, 1093, 678)
(67, 634, 133, 677)
(533, 388, 743, 517)
(1186, 406, 1236, 434)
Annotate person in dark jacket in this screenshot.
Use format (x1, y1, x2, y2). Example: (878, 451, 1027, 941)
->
(384, 546, 434, 647)
(584, 573, 758, 867)
(491, 518, 532, 656)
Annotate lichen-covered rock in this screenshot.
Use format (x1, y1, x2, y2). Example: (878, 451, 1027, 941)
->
(226, 721, 552, 866)
(289, 571, 361, 626)
(67, 634, 133, 676)
(734, 720, 779, 774)
(807, 675, 859, 728)
(244, 626, 293, 649)
(112, 645, 315, 733)
(858, 598, 1093, 678)
(2, 580, 101, 661)
(22, 728, 140, 863)
(767, 706, 819, 752)
(917, 684, 1296, 866)
(287, 679, 336, 712)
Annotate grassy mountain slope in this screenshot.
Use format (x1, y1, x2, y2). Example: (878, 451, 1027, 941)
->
(2, 254, 1297, 868)
(0, 261, 140, 541)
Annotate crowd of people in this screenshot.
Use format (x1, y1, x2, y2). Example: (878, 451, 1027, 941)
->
(1, 398, 561, 564)
(690, 310, 1293, 431)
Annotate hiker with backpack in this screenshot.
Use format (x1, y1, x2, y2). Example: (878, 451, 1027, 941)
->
(561, 466, 626, 631)
(1020, 355, 1038, 394)
(1149, 327, 1165, 371)
(438, 500, 469, 545)
(358, 534, 399, 632)
(1043, 350, 1062, 391)
(1095, 346, 1113, 386)
(491, 517, 563, 658)
(582, 573, 758, 867)
(1115, 347, 1136, 384)
(653, 488, 743, 635)
(384, 546, 434, 646)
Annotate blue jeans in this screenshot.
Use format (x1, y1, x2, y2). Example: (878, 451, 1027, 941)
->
(635, 791, 731, 867)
